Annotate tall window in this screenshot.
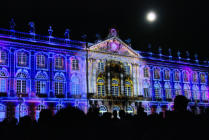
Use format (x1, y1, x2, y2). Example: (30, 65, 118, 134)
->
(184, 84, 191, 100)
(99, 105, 107, 114)
(36, 54, 46, 68)
(98, 62, 104, 71)
(174, 83, 182, 96)
(72, 59, 79, 70)
(165, 82, 172, 99)
(0, 104, 6, 122)
(16, 71, 28, 94)
(174, 70, 180, 81)
(124, 81, 132, 96)
(36, 104, 46, 120)
(54, 73, 65, 95)
(35, 72, 48, 94)
(16, 104, 28, 120)
(164, 69, 170, 80)
(0, 49, 7, 65)
(201, 85, 208, 101)
(71, 76, 80, 95)
(192, 85, 199, 100)
(183, 71, 189, 82)
(154, 67, 160, 79)
(200, 73, 206, 83)
(97, 79, 105, 96)
(0, 69, 8, 93)
(124, 65, 130, 75)
(192, 72, 198, 83)
(17, 51, 28, 66)
(143, 81, 150, 98)
(112, 80, 119, 96)
(154, 82, 161, 99)
(144, 67, 149, 78)
(55, 56, 64, 70)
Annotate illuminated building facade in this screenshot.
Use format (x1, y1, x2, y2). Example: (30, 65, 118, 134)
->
(0, 25, 208, 121)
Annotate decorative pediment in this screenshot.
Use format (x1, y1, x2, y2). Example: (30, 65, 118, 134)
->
(89, 37, 140, 57)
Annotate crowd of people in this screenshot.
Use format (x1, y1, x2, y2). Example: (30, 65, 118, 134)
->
(0, 95, 208, 140)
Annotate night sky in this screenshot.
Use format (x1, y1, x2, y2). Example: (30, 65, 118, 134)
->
(1, 0, 209, 61)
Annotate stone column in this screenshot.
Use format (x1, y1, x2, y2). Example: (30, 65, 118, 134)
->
(107, 62, 111, 95)
(30, 51, 35, 97)
(92, 59, 97, 94)
(66, 55, 70, 98)
(49, 53, 54, 97)
(9, 48, 15, 97)
(88, 58, 93, 94)
(120, 73, 124, 95)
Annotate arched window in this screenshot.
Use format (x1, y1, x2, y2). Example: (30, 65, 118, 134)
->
(184, 84, 191, 99)
(0, 104, 6, 122)
(54, 73, 65, 95)
(154, 67, 160, 80)
(16, 71, 29, 94)
(71, 75, 80, 95)
(97, 78, 105, 96)
(0, 49, 8, 65)
(164, 69, 170, 80)
(144, 104, 151, 115)
(36, 54, 46, 68)
(54, 104, 64, 114)
(143, 80, 150, 98)
(154, 82, 161, 99)
(192, 72, 198, 83)
(143, 67, 149, 78)
(183, 71, 189, 82)
(55, 56, 64, 70)
(164, 82, 172, 99)
(112, 79, 119, 96)
(192, 85, 200, 100)
(99, 105, 107, 114)
(113, 106, 120, 113)
(126, 106, 134, 114)
(36, 104, 46, 120)
(174, 83, 182, 96)
(174, 70, 180, 81)
(200, 73, 206, 83)
(124, 81, 132, 96)
(98, 61, 104, 71)
(201, 85, 208, 101)
(72, 59, 79, 70)
(0, 69, 8, 93)
(35, 72, 48, 94)
(17, 51, 28, 67)
(15, 104, 28, 120)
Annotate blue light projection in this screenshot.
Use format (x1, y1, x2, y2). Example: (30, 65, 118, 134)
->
(0, 24, 208, 121)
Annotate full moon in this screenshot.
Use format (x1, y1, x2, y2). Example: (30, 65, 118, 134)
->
(146, 11, 157, 22)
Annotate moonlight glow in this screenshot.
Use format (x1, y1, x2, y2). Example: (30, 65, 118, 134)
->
(146, 11, 156, 22)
